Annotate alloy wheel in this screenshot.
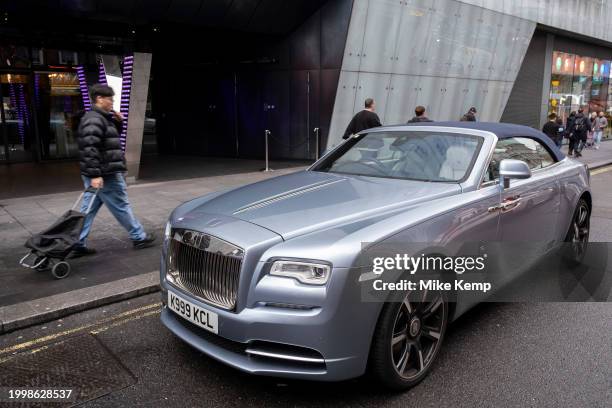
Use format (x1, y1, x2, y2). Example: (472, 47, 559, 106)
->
(390, 290, 447, 380)
(568, 200, 590, 263)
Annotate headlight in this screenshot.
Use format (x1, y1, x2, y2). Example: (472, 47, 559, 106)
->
(164, 221, 171, 244)
(269, 260, 331, 285)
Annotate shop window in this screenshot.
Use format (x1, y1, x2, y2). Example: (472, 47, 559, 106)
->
(549, 51, 611, 139)
(549, 52, 576, 123)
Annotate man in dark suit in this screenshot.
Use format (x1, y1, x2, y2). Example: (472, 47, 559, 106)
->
(342, 98, 382, 139)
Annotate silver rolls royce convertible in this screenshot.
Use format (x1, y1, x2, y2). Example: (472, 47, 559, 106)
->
(160, 122, 591, 390)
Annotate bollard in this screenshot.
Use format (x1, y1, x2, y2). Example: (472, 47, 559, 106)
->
(261, 129, 274, 172)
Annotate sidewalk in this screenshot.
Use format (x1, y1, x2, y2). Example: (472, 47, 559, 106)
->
(0, 158, 307, 332)
(0, 143, 610, 333)
(562, 139, 612, 168)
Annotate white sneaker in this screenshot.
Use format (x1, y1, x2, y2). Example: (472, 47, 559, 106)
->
(595, 145, 600, 150)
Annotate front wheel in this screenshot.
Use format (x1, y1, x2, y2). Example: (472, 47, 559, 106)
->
(368, 290, 449, 390)
(563, 198, 590, 266)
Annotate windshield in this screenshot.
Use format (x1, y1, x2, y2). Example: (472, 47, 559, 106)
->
(314, 131, 482, 182)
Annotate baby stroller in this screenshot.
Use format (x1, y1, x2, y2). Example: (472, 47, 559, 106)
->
(19, 187, 98, 279)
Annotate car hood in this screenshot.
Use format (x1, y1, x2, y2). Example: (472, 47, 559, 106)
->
(184, 171, 462, 239)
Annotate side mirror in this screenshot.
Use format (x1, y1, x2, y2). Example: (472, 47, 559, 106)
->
(499, 159, 531, 189)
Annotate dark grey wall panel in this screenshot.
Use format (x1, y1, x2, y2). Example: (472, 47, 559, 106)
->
(319, 68, 341, 151)
(321, 0, 353, 69)
(246, 0, 288, 33)
(194, 0, 233, 25)
(290, 10, 321, 70)
(501, 30, 547, 128)
(236, 72, 263, 158)
(132, 0, 172, 20)
(148, 0, 353, 160)
(307, 69, 321, 159)
(95, 0, 136, 17)
(61, 0, 96, 14)
(166, 0, 202, 22)
(290, 70, 310, 159)
(290, 70, 321, 159)
(261, 70, 292, 159)
(223, 0, 261, 30)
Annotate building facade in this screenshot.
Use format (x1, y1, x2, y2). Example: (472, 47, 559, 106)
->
(327, 0, 612, 148)
(1, 0, 611, 178)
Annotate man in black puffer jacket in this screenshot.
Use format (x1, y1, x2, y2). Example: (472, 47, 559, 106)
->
(73, 84, 155, 257)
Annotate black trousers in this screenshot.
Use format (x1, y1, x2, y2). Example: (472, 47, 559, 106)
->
(569, 134, 586, 154)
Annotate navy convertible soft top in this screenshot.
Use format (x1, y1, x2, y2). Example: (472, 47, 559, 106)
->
(404, 121, 566, 162)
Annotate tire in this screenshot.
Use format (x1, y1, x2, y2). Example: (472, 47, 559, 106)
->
(368, 289, 449, 390)
(51, 261, 71, 279)
(562, 198, 590, 267)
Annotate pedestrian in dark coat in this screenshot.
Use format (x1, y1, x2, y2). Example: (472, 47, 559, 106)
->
(542, 113, 564, 148)
(542, 113, 559, 145)
(407, 105, 433, 123)
(74, 84, 156, 257)
(460, 107, 477, 122)
(342, 98, 382, 139)
(568, 108, 591, 157)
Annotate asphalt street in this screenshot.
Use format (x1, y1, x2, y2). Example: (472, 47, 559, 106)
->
(1, 166, 612, 407)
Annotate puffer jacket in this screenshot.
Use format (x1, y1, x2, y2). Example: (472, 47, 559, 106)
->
(407, 116, 433, 123)
(77, 108, 126, 177)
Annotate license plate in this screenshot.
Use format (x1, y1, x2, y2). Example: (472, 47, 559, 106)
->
(168, 290, 219, 334)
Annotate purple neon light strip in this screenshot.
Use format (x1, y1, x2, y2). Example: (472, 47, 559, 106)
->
(18, 85, 29, 127)
(8, 83, 25, 144)
(118, 55, 134, 151)
(34, 74, 41, 110)
(76, 65, 92, 111)
(98, 59, 108, 85)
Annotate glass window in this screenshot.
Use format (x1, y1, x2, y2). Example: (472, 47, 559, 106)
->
(0, 74, 34, 161)
(314, 131, 482, 182)
(549, 52, 575, 123)
(590, 59, 609, 113)
(484, 137, 556, 183)
(549, 51, 611, 128)
(0, 45, 30, 68)
(34, 71, 84, 159)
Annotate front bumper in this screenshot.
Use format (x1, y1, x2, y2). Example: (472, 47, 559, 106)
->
(160, 269, 379, 382)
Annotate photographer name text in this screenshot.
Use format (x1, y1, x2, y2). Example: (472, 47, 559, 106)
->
(373, 279, 492, 293)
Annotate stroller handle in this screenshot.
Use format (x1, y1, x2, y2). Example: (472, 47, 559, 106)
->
(72, 187, 100, 213)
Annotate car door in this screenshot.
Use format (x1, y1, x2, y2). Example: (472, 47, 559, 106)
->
(487, 137, 561, 281)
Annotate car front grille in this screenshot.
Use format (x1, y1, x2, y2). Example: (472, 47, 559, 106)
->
(167, 229, 244, 311)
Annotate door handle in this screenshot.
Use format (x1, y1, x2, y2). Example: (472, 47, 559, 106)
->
(488, 195, 521, 213)
(488, 204, 501, 213)
(501, 196, 521, 212)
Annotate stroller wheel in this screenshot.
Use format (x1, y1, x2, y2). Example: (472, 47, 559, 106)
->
(51, 261, 71, 279)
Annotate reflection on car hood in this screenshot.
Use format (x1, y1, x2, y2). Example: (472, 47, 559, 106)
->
(186, 171, 461, 239)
